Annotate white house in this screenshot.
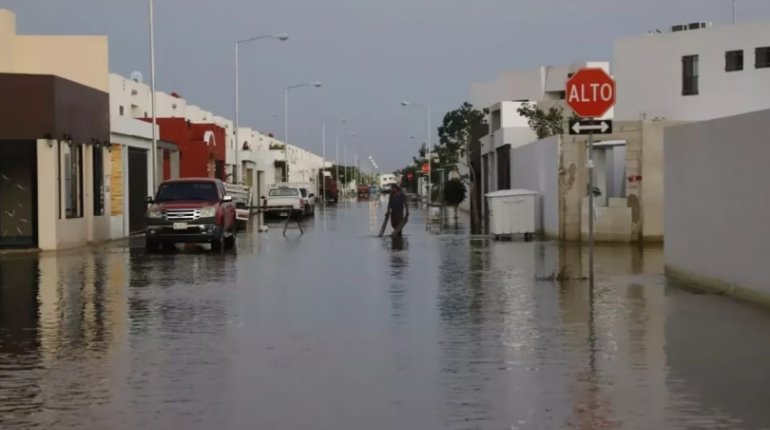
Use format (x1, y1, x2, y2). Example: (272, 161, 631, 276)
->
(112, 72, 325, 198)
(109, 73, 180, 238)
(614, 20, 770, 121)
(238, 127, 280, 203)
(469, 62, 610, 217)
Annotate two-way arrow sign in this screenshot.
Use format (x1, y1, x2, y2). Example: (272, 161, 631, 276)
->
(569, 119, 613, 135)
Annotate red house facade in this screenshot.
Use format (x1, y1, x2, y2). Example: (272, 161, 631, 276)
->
(144, 118, 227, 181)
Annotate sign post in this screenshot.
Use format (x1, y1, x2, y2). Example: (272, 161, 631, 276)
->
(566, 68, 616, 282)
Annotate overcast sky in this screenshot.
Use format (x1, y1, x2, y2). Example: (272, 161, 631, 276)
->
(3, 0, 770, 170)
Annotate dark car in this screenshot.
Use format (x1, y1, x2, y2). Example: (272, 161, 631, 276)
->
(144, 178, 237, 252)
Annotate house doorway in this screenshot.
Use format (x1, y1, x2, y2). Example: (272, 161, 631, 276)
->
(0, 141, 37, 248)
(128, 148, 149, 234)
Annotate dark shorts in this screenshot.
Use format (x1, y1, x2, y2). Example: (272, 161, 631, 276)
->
(391, 214, 403, 229)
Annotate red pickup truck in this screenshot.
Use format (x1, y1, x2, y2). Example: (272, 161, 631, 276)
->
(144, 178, 237, 252)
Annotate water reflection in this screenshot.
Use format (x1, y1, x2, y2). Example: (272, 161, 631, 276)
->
(0, 204, 769, 429)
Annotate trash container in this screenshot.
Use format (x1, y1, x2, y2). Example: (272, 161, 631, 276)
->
(485, 189, 540, 241)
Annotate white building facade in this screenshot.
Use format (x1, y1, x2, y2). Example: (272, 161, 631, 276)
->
(110, 72, 325, 203)
(614, 20, 770, 121)
(470, 63, 610, 221)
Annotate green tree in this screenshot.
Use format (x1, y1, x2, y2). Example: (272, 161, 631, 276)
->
(516, 103, 566, 139)
(435, 102, 487, 233)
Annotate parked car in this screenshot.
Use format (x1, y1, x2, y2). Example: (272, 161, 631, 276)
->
(144, 178, 237, 252)
(264, 184, 309, 218)
(299, 187, 316, 216)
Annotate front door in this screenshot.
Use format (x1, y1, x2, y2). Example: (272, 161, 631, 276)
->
(0, 141, 37, 248)
(128, 148, 148, 234)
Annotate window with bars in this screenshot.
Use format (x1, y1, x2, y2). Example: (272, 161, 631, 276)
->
(725, 50, 743, 72)
(682, 55, 699, 96)
(63, 144, 84, 219)
(93, 146, 104, 216)
(756, 47, 770, 69)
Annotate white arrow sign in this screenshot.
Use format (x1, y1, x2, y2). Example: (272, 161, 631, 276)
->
(571, 120, 611, 134)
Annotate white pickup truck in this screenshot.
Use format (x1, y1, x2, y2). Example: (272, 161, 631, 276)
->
(224, 183, 252, 227)
(263, 184, 308, 218)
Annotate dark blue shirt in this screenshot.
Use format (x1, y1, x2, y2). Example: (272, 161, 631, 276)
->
(388, 191, 407, 218)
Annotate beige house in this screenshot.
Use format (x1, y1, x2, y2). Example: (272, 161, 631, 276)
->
(0, 9, 111, 251)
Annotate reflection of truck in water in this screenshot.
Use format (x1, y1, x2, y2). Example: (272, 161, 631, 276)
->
(379, 174, 397, 193)
(320, 173, 339, 203)
(357, 184, 370, 199)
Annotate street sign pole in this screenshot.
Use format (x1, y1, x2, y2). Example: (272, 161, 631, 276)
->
(588, 130, 594, 282)
(566, 67, 616, 283)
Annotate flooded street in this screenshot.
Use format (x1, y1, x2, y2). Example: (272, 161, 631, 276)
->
(1, 200, 770, 430)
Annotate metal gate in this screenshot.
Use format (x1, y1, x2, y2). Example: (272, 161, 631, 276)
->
(128, 148, 148, 234)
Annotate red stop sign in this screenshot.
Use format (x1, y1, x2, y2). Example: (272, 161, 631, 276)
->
(421, 163, 430, 174)
(566, 68, 616, 118)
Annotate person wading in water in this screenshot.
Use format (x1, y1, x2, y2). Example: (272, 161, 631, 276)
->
(386, 184, 409, 236)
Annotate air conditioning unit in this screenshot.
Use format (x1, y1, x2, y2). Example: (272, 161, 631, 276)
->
(672, 21, 712, 32)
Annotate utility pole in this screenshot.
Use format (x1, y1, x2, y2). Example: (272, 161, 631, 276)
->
(148, 0, 158, 191)
(733, 0, 736, 24)
(588, 131, 595, 282)
(322, 121, 326, 205)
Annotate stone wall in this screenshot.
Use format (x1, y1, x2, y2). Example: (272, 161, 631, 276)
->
(110, 145, 123, 216)
(559, 121, 643, 242)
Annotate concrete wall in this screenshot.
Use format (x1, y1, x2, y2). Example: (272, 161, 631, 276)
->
(640, 120, 687, 242)
(36, 139, 58, 250)
(511, 136, 559, 238)
(614, 20, 770, 121)
(0, 10, 108, 92)
(664, 109, 770, 303)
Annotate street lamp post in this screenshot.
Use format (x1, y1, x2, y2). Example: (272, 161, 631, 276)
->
(234, 33, 288, 183)
(346, 131, 356, 199)
(283, 81, 322, 182)
(321, 121, 326, 204)
(148, 0, 158, 192)
(335, 119, 348, 199)
(402, 101, 432, 206)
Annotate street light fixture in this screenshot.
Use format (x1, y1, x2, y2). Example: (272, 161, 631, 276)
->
(401, 100, 432, 205)
(234, 32, 288, 183)
(284, 81, 322, 181)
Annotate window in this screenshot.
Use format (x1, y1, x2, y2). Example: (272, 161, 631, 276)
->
(725, 50, 743, 72)
(756, 47, 770, 68)
(268, 187, 299, 197)
(119, 105, 125, 116)
(682, 55, 699, 96)
(93, 146, 104, 216)
(156, 181, 219, 202)
(63, 144, 84, 219)
(496, 144, 511, 190)
(491, 110, 502, 131)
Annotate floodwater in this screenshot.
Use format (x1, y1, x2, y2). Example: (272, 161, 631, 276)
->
(1, 199, 769, 430)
